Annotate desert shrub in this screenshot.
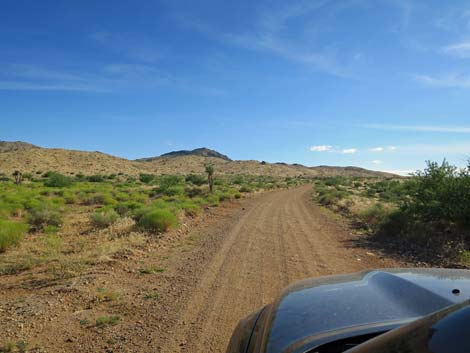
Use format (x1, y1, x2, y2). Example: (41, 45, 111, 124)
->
(185, 174, 206, 186)
(239, 185, 251, 193)
(205, 194, 220, 207)
(44, 172, 73, 187)
(218, 192, 233, 201)
(0, 220, 28, 252)
(185, 186, 204, 198)
(179, 202, 201, 217)
(139, 173, 155, 184)
(27, 204, 62, 230)
(159, 175, 184, 188)
(87, 175, 105, 183)
(91, 210, 119, 228)
(82, 193, 116, 206)
(323, 177, 343, 187)
(234, 192, 242, 199)
(75, 173, 86, 181)
(152, 185, 184, 197)
(42, 171, 54, 178)
(358, 203, 394, 231)
(232, 176, 244, 185)
(114, 201, 141, 217)
(63, 192, 78, 204)
(139, 209, 178, 233)
(96, 315, 120, 328)
(318, 190, 348, 206)
(404, 161, 464, 223)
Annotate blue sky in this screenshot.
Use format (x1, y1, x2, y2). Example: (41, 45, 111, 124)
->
(2, 0, 470, 174)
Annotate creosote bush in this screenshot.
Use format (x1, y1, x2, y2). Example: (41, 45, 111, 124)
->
(0, 220, 28, 252)
(27, 204, 62, 230)
(91, 209, 119, 228)
(139, 209, 178, 233)
(44, 172, 73, 187)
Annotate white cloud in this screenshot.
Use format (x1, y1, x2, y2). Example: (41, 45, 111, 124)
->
(369, 147, 384, 152)
(309, 145, 332, 152)
(388, 146, 397, 150)
(414, 73, 470, 89)
(364, 123, 470, 133)
(381, 170, 415, 176)
(443, 41, 470, 58)
(341, 148, 357, 154)
(372, 160, 382, 164)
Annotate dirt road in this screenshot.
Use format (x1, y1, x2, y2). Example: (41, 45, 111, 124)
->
(1, 185, 404, 352)
(159, 185, 403, 353)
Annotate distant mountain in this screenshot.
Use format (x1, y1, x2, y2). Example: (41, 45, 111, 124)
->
(0, 141, 398, 178)
(137, 148, 232, 162)
(0, 141, 38, 153)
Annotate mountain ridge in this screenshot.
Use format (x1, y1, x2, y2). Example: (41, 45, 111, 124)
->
(0, 140, 397, 178)
(137, 147, 231, 162)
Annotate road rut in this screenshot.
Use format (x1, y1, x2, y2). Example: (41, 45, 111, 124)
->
(160, 185, 402, 353)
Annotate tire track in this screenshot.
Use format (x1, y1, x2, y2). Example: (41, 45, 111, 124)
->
(159, 185, 403, 353)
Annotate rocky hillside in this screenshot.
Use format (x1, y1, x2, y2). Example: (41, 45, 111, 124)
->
(0, 141, 396, 178)
(138, 147, 232, 162)
(0, 141, 38, 153)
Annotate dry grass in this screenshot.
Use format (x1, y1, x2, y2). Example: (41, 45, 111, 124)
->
(0, 214, 146, 280)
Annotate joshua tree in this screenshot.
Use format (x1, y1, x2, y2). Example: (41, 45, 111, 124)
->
(205, 164, 214, 193)
(12, 170, 23, 185)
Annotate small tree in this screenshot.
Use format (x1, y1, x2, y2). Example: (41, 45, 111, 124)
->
(12, 170, 23, 185)
(205, 164, 214, 193)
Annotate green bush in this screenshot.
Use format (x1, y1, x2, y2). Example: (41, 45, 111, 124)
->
(0, 220, 28, 252)
(27, 204, 62, 230)
(180, 203, 200, 217)
(185, 186, 204, 198)
(96, 315, 120, 328)
(317, 190, 348, 206)
(239, 185, 251, 193)
(87, 175, 105, 183)
(185, 174, 206, 186)
(358, 203, 393, 231)
(139, 209, 178, 233)
(44, 172, 73, 187)
(205, 194, 220, 207)
(91, 210, 119, 228)
(139, 173, 155, 184)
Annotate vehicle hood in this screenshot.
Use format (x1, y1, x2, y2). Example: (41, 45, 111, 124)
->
(251, 269, 470, 353)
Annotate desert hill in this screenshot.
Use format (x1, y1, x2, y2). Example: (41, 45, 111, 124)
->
(0, 141, 395, 178)
(138, 147, 231, 162)
(0, 141, 38, 153)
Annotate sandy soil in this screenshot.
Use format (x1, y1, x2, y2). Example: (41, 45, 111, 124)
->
(0, 186, 405, 353)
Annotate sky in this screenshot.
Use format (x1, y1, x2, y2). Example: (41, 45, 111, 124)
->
(2, 0, 470, 175)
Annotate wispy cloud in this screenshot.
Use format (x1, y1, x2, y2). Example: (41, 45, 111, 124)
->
(364, 123, 470, 133)
(372, 160, 383, 164)
(182, 1, 355, 78)
(0, 64, 111, 92)
(0, 63, 224, 95)
(369, 147, 384, 152)
(414, 73, 470, 89)
(309, 145, 332, 152)
(0, 81, 109, 92)
(341, 148, 357, 154)
(442, 41, 470, 58)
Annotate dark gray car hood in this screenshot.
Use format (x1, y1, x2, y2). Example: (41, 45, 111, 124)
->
(259, 269, 470, 353)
